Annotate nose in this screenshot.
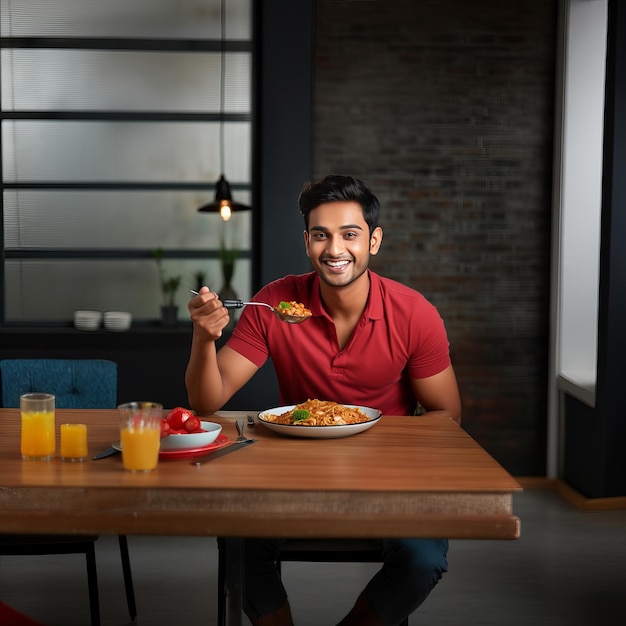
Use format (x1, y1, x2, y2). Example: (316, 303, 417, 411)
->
(326, 234, 345, 256)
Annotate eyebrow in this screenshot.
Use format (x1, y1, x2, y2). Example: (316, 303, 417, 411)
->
(309, 224, 365, 232)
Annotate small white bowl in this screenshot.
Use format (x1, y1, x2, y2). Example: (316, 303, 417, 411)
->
(159, 421, 222, 451)
(104, 311, 132, 332)
(74, 310, 102, 331)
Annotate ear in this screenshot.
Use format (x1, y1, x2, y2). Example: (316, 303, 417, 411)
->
(303, 230, 311, 258)
(369, 226, 383, 255)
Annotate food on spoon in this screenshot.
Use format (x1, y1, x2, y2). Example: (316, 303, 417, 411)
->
(275, 301, 312, 318)
(162, 407, 205, 436)
(263, 399, 370, 426)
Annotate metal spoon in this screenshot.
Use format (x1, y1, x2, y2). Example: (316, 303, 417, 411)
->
(190, 291, 310, 324)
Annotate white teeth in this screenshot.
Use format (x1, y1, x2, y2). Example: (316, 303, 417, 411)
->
(326, 260, 349, 268)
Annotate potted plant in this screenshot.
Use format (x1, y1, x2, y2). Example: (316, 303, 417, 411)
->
(219, 240, 239, 332)
(219, 245, 238, 297)
(193, 270, 207, 294)
(153, 248, 182, 326)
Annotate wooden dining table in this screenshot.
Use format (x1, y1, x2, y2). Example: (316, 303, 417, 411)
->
(0, 407, 521, 625)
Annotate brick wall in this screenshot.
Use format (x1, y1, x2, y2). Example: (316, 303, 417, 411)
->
(313, 0, 558, 474)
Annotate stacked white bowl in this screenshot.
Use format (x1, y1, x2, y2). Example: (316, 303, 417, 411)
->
(103, 311, 132, 332)
(73, 310, 102, 331)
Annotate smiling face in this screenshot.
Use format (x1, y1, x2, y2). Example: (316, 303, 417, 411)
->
(304, 201, 383, 289)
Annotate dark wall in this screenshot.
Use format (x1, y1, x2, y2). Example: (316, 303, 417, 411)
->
(312, 0, 558, 475)
(597, 0, 626, 496)
(256, 0, 314, 285)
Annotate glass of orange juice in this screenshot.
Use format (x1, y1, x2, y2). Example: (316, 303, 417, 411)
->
(60, 423, 88, 462)
(20, 393, 56, 461)
(118, 402, 162, 472)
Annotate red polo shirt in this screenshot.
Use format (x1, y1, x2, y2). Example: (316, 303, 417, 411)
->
(227, 271, 451, 416)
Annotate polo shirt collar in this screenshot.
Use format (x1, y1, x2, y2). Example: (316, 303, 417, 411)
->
(366, 271, 385, 320)
(308, 270, 384, 321)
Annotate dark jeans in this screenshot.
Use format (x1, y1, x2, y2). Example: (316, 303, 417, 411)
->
(231, 537, 449, 625)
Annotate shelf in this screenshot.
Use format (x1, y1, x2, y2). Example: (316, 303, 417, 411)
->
(559, 370, 596, 408)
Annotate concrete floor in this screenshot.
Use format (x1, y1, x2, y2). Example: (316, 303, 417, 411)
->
(1, 489, 625, 625)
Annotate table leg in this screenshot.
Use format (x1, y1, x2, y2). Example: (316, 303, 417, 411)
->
(222, 537, 243, 626)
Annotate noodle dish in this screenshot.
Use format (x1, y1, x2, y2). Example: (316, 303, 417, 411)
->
(258, 400, 382, 439)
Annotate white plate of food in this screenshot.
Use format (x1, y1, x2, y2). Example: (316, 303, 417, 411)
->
(257, 400, 382, 439)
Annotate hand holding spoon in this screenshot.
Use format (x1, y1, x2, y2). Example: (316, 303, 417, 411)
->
(190, 291, 311, 324)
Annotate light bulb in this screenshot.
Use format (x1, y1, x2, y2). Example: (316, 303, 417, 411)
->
(219, 200, 232, 221)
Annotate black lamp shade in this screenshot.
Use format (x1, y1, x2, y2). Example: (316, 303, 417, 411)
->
(197, 174, 251, 216)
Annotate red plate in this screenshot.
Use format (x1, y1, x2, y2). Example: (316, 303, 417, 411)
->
(158, 434, 230, 460)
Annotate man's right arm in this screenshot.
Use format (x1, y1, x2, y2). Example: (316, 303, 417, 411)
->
(184, 288, 259, 415)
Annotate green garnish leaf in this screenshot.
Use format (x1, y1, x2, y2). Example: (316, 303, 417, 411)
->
(278, 301, 291, 310)
(292, 409, 310, 423)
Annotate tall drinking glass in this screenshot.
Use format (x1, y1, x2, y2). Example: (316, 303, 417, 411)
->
(20, 393, 56, 461)
(118, 401, 162, 472)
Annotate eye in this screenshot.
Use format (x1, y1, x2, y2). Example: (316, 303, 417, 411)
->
(343, 231, 358, 239)
(312, 232, 328, 240)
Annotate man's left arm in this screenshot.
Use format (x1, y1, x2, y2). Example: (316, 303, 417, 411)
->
(411, 364, 461, 424)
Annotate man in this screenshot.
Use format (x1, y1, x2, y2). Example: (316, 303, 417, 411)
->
(186, 175, 461, 626)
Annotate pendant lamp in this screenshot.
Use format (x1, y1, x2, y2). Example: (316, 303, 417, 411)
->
(197, 0, 250, 220)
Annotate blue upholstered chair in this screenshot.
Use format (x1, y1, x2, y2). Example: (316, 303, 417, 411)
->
(0, 359, 136, 626)
(0, 358, 117, 409)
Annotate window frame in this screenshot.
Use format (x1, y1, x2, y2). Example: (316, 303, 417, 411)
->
(1, 21, 255, 325)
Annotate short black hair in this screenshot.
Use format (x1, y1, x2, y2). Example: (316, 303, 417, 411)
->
(298, 175, 380, 236)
